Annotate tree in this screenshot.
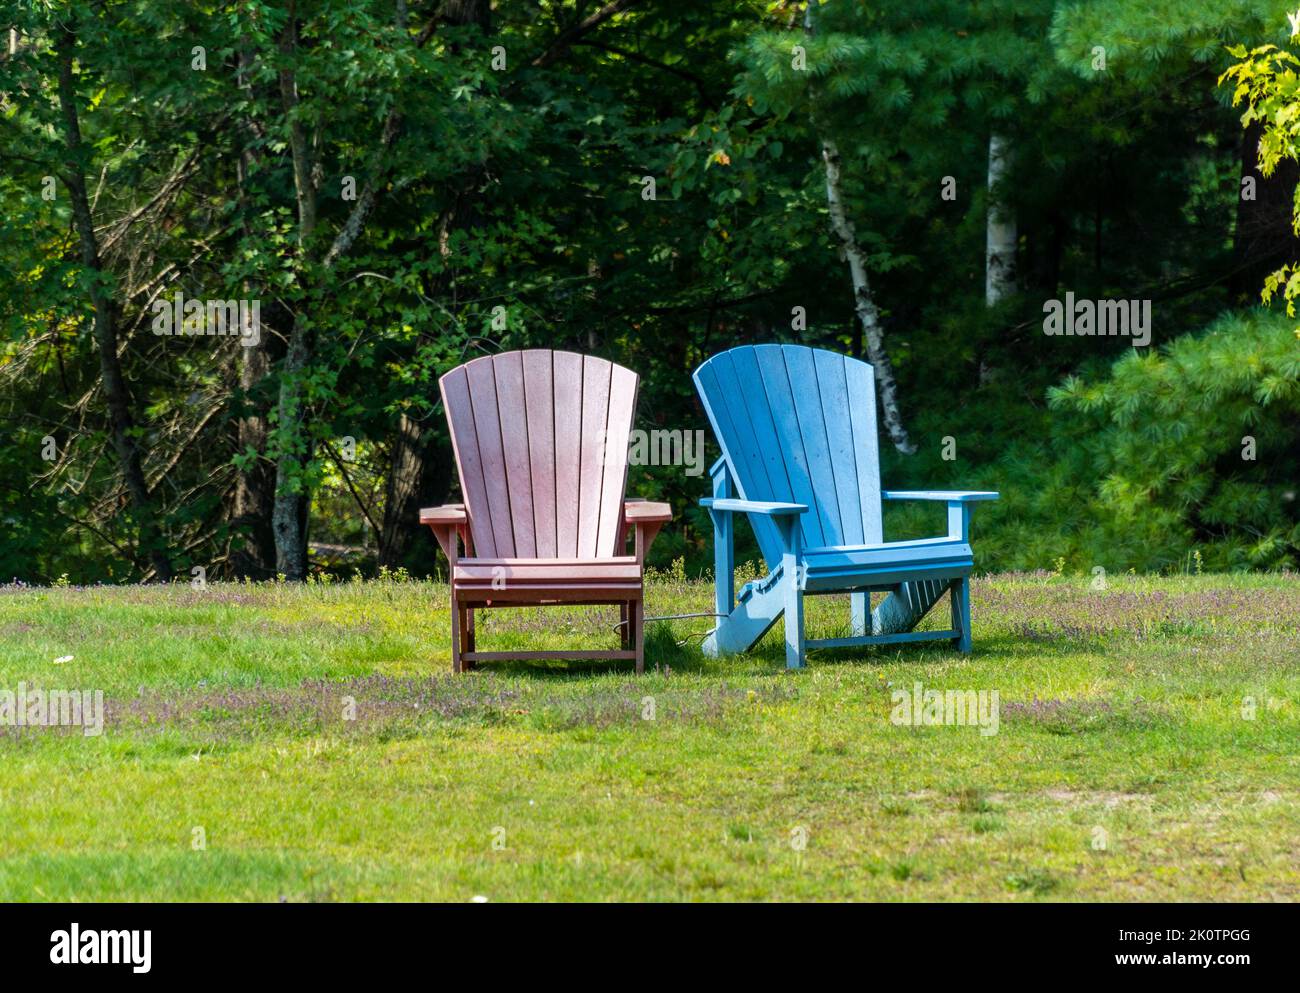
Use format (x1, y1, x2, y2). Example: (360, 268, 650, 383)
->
(1221, 21, 1300, 320)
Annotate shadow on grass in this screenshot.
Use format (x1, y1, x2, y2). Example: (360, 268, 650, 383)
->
(473, 622, 708, 680)
(736, 630, 1099, 672)
(476, 624, 1100, 680)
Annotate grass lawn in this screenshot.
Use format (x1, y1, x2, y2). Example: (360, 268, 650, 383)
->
(0, 570, 1297, 902)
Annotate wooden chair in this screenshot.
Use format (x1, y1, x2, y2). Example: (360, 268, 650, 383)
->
(694, 343, 998, 668)
(421, 349, 671, 673)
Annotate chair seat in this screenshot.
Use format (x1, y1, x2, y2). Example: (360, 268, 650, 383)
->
(802, 537, 973, 591)
(453, 557, 643, 603)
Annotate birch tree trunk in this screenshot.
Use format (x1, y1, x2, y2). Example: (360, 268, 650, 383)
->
(985, 132, 1017, 305)
(805, 4, 914, 454)
(820, 136, 917, 454)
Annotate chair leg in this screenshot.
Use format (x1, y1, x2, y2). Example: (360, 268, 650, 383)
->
(784, 573, 805, 670)
(950, 578, 972, 653)
(710, 466, 735, 618)
(850, 591, 869, 637)
(450, 592, 463, 674)
(631, 599, 645, 675)
(619, 603, 630, 650)
(462, 606, 478, 670)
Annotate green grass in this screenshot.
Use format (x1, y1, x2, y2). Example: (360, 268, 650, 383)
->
(0, 571, 1297, 902)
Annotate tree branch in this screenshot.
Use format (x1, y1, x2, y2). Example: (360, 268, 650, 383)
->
(571, 38, 717, 108)
(530, 0, 640, 69)
(321, 438, 383, 541)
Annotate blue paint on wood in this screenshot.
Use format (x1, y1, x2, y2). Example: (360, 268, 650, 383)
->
(814, 347, 864, 546)
(850, 591, 869, 637)
(845, 359, 884, 544)
(709, 459, 734, 618)
(752, 345, 828, 550)
(695, 354, 783, 566)
(694, 344, 999, 662)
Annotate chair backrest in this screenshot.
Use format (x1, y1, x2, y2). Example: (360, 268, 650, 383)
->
(694, 343, 883, 567)
(440, 349, 638, 559)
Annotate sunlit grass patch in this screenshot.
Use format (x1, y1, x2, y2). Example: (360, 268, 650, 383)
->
(0, 573, 1297, 901)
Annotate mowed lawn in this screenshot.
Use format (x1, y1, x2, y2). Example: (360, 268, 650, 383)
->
(0, 571, 1297, 902)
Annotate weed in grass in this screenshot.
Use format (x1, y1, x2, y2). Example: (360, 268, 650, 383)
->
(891, 860, 928, 882)
(957, 787, 997, 814)
(1001, 696, 1159, 735)
(1005, 868, 1061, 896)
(1124, 773, 1166, 792)
(726, 823, 755, 843)
(880, 798, 913, 818)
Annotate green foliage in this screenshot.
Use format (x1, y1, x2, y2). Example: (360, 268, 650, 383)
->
(1043, 310, 1300, 571)
(1221, 27, 1300, 315)
(1051, 0, 1287, 80)
(1, 1, 1298, 580)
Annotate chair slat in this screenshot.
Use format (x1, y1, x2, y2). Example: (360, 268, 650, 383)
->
(522, 350, 557, 557)
(493, 351, 536, 558)
(596, 363, 638, 556)
(552, 351, 584, 557)
(464, 356, 517, 557)
(576, 356, 613, 558)
(439, 365, 497, 558)
(694, 354, 782, 566)
(782, 344, 843, 545)
(752, 344, 827, 550)
(844, 358, 883, 543)
(813, 348, 864, 546)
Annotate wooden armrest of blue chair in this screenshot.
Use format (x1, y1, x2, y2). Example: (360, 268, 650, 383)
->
(882, 491, 999, 541)
(881, 490, 999, 502)
(700, 498, 808, 516)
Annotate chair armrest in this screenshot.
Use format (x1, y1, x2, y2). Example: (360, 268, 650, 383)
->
(882, 491, 999, 502)
(624, 500, 672, 523)
(419, 504, 468, 525)
(881, 491, 997, 542)
(700, 498, 807, 516)
(623, 500, 671, 561)
(420, 505, 468, 563)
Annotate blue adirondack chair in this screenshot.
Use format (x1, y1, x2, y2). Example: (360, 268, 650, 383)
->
(694, 343, 999, 668)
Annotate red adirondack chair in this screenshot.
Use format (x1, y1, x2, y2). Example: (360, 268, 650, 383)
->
(421, 349, 672, 673)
